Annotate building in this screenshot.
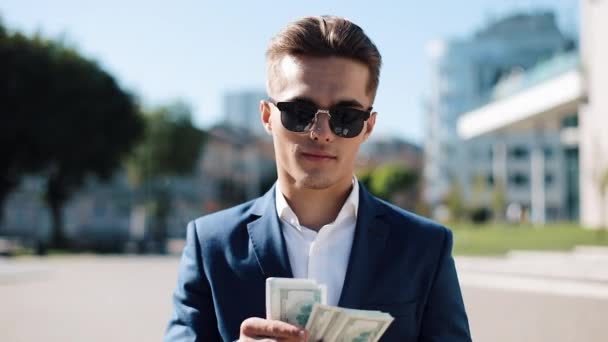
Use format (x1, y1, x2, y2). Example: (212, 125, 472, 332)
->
(0, 165, 214, 251)
(201, 124, 276, 208)
(0, 174, 135, 251)
(457, 0, 608, 228)
(357, 136, 424, 211)
(358, 136, 423, 170)
(222, 89, 268, 137)
(424, 12, 574, 220)
(460, 53, 581, 223)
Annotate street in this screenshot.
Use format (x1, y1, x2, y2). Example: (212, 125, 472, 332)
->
(0, 256, 177, 342)
(1, 250, 607, 342)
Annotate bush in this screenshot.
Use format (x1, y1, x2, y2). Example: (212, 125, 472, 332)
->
(470, 207, 493, 224)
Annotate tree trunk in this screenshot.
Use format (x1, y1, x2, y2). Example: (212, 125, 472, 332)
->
(0, 191, 7, 229)
(599, 192, 607, 241)
(46, 173, 70, 250)
(0, 175, 19, 226)
(49, 198, 67, 249)
(153, 186, 169, 254)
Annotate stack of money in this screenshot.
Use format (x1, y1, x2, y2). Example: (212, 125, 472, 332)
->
(266, 278, 394, 342)
(305, 304, 394, 342)
(266, 278, 327, 327)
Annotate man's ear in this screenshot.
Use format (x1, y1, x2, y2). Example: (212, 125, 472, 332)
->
(260, 100, 272, 134)
(362, 111, 377, 140)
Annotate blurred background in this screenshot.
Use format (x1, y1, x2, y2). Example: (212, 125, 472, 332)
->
(1, 0, 607, 341)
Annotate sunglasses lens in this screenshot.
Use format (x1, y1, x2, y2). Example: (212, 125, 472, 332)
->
(277, 102, 317, 133)
(276, 102, 369, 138)
(329, 108, 368, 138)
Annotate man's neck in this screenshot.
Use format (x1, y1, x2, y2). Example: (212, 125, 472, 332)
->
(278, 177, 354, 231)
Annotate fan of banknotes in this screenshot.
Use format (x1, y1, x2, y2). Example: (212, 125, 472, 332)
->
(266, 278, 394, 342)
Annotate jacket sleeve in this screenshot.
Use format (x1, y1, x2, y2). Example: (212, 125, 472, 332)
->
(164, 220, 221, 342)
(419, 228, 472, 341)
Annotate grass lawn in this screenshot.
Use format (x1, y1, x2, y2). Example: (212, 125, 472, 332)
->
(447, 222, 608, 256)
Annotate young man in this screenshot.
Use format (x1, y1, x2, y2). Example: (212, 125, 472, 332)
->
(165, 16, 471, 341)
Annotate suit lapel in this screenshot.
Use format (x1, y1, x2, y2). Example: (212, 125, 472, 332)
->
(338, 185, 390, 309)
(247, 185, 293, 279)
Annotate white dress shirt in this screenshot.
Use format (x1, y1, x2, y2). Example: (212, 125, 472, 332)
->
(275, 178, 359, 306)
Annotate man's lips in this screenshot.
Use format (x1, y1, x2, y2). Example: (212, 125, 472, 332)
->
(300, 151, 337, 160)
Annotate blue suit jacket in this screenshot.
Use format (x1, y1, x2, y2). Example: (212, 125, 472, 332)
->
(165, 184, 471, 341)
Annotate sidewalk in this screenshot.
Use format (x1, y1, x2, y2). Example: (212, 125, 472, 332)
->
(456, 245, 608, 284)
(456, 246, 608, 300)
(0, 258, 50, 283)
(456, 247, 608, 342)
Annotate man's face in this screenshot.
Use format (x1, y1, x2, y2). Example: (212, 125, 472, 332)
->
(261, 55, 376, 190)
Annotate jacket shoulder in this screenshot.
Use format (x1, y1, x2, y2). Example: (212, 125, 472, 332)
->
(190, 199, 258, 239)
(374, 197, 452, 242)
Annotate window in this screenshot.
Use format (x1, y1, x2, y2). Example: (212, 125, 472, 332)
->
(561, 114, 578, 128)
(545, 173, 554, 186)
(509, 173, 529, 187)
(509, 146, 529, 159)
(487, 174, 494, 186)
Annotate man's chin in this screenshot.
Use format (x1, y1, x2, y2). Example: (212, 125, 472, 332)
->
(296, 174, 335, 190)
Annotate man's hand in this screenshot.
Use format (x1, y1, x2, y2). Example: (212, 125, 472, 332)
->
(239, 317, 308, 342)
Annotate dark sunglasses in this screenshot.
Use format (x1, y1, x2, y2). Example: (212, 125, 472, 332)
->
(272, 101, 372, 138)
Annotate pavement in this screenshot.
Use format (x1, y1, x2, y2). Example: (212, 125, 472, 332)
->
(457, 246, 608, 342)
(1, 247, 607, 341)
(0, 256, 179, 342)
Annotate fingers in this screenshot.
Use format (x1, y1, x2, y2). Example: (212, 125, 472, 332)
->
(240, 317, 307, 341)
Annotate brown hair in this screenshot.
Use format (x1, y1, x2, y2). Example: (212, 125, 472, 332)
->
(266, 15, 382, 100)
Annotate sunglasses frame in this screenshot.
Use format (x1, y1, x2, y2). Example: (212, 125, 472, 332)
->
(271, 100, 373, 138)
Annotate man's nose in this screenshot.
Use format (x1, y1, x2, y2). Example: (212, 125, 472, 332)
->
(310, 110, 334, 142)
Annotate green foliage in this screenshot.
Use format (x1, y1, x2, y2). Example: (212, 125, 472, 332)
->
(356, 168, 373, 190)
(445, 181, 465, 222)
(470, 173, 488, 209)
(450, 223, 608, 255)
(367, 163, 417, 201)
(0, 22, 143, 247)
(467, 173, 493, 224)
(492, 180, 507, 221)
(127, 102, 206, 186)
(126, 103, 206, 253)
(601, 168, 608, 196)
(600, 167, 608, 231)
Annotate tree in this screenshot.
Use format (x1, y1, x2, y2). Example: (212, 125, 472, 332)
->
(470, 173, 488, 210)
(1, 22, 144, 248)
(127, 102, 206, 253)
(599, 167, 608, 239)
(591, 138, 608, 238)
(367, 163, 418, 206)
(445, 180, 465, 222)
(492, 179, 507, 222)
(356, 168, 373, 190)
(469, 173, 492, 224)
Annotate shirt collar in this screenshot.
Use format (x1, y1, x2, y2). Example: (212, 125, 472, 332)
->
(275, 177, 359, 230)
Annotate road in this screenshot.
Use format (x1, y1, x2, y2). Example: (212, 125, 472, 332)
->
(0, 256, 177, 342)
(1, 251, 607, 341)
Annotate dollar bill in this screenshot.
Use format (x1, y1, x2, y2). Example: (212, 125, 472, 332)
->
(265, 277, 327, 327)
(266, 278, 394, 342)
(304, 304, 343, 341)
(323, 308, 394, 342)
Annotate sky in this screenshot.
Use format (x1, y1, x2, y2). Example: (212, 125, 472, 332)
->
(1, 0, 579, 144)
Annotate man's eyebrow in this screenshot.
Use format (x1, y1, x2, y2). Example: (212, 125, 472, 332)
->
(286, 97, 365, 109)
(288, 96, 318, 106)
(333, 100, 365, 109)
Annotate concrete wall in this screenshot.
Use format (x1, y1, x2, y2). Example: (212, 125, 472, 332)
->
(580, 0, 608, 228)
